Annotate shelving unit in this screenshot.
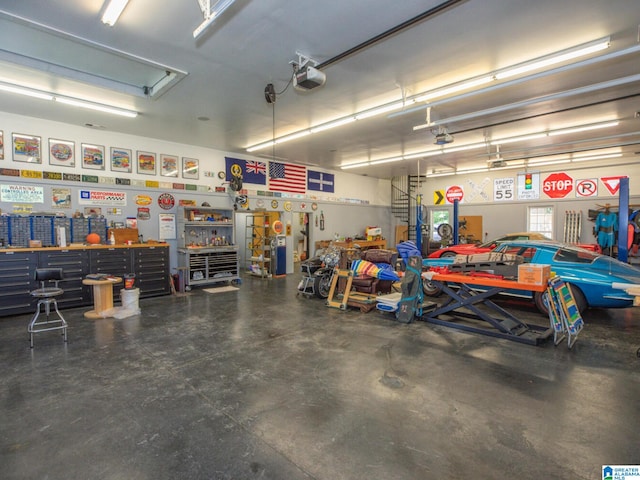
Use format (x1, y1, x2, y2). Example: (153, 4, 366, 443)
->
(177, 206, 239, 287)
(245, 212, 276, 278)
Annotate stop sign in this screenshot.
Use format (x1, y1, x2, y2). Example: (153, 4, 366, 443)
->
(446, 185, 464, 203)
(543, 172, 573, 198)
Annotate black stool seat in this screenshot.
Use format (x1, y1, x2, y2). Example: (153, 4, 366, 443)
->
(28, 268, 67, 348)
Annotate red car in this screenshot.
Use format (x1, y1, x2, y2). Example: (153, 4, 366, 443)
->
(427, 232, 601, 258)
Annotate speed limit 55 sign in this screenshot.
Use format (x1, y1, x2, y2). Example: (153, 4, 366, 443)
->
(494, 177, 514, 201)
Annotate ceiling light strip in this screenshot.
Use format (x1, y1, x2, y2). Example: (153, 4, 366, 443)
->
(248, 36, 626, 153)
(0, 80, 138, 117)
(101, 0, 130, 26)
(394, 37, 627, 119)
(414, 74, 640, 130)
(345, 118, 626, 170)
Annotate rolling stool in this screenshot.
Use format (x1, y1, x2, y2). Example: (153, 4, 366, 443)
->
(28, 268, 68, 348)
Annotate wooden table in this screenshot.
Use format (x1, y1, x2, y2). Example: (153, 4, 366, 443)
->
(82, 277, 122, 319)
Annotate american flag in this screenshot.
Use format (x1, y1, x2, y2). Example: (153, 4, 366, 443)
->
(269, 161, 306, 194)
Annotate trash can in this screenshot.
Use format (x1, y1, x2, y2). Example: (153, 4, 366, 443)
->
(124, 273, 136, 289)
(120, 288, 140, 311)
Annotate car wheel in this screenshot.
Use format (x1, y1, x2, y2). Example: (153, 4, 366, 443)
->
(440, 251, 457, 258)
(534, 283, 588, 315)
(423, 279, 443, 297)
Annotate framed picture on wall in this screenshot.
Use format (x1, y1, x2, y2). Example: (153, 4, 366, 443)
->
(137, 150, 156, 175)
(0, 130, 4, 160)
(81, 143, 105, 170)
(160, 154, 179, 177)
(110, 147, 132, 173)
(182, 157, 199, 179)
(48, 138, 75, 167)
(12, 133, 41, 163)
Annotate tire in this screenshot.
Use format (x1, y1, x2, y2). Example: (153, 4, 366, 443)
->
(314, 272, 333, 299)
(534, 283, 587, 315)
(423, 279, 443, 297)
(440, 251, 457, 258)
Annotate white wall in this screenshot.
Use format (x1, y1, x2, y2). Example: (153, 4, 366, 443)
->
(421, 162, 640, 243)
(0, 110, 394, 274)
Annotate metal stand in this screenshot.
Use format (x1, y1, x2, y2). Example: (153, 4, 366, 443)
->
(28, 297, 67, 348)
(422, 277, 552, 345)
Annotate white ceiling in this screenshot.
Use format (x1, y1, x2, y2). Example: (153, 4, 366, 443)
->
(1, 0, 639, 179)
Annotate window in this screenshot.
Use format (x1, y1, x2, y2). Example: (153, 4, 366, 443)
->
(431, 209, 450, 242)
(528, 206, 554, 239)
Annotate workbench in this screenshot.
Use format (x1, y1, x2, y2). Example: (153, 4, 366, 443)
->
(420, 272, 553, 345)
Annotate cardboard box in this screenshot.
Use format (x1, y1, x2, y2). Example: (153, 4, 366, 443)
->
(518, 263, 551, 285)
(29, 240, 42, 248)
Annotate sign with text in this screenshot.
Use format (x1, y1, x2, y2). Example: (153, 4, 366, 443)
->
(517, 172, 540, 200)
(494, 177, 515, 201)
(78, 189, 127, 206)
(0, 184, 44, 203)
(543, 172, 573, 198)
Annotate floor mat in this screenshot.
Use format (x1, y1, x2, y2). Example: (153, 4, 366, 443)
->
(203, 286, 239, 294)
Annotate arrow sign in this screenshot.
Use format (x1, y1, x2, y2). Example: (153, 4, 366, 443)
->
(434, 190, 444, 205)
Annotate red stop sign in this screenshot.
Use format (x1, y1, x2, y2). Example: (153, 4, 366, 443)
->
(446, 185, 464, 203)
(543, 172, 573, 198)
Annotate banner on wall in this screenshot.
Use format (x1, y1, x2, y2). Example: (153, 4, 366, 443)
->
(0, 184, 44, 203)
(78, 189, 126, 206)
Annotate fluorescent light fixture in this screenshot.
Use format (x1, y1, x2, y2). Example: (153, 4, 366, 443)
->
(340, 162, 370, 170)
(55, 97, 138, 117)
(194, 0, 237, 39)
(549, 121, 619, 136)
(246, 140, 275, 153)
(370, 156, 404, 165)
(101, 0, 130, 26)
(274, 130, 311, 144)
(0, 80, 138, 117)
(456, 167, 489, 174)
(309, 117, 356, 134)
(355, 101, 410, 120)
(441, 142, 485, 154)
(571, 153, 622, 162)
(495, 38, 610, 80)
(426, 171, 456, 178)
(0, 82, 54, 100)
(415, 76, 493, 102)
(527, 158, 571, 167)
(490, 133, 547, 145)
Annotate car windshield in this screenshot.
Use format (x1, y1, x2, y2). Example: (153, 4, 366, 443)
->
(552, 247, 599, 264)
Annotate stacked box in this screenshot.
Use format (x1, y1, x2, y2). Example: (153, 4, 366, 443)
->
(518, 263, 551, 285)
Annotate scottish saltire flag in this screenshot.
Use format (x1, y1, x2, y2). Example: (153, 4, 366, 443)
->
(225, 157, 266, 185)
(269, 161, 306, 194)
(307, 170, 335, 193)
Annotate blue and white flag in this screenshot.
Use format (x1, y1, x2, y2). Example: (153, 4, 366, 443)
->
(307, 170, 334, 193)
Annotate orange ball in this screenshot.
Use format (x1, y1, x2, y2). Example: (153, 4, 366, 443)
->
(86, 233, 101, 244)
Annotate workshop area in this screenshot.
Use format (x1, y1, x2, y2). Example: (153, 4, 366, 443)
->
(1, 273, 638, 480)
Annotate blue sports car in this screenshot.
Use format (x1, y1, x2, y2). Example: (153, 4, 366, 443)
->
(422, 240, 640, 313)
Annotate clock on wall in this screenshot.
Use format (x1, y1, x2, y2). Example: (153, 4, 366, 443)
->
(217, 171, 226, 179)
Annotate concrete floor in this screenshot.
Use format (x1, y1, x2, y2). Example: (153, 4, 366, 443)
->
(1, 272, 639, 480)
